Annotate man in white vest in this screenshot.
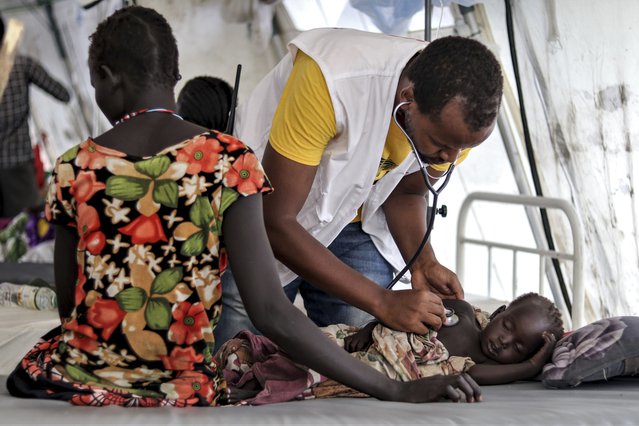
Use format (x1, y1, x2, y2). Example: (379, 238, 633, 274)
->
(215, 29, 503, 349)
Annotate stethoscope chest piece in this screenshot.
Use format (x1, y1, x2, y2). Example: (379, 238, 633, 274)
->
(443, 308, 459, 327)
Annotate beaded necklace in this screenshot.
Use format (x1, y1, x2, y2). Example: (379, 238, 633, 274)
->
(114, 108, 184, 126)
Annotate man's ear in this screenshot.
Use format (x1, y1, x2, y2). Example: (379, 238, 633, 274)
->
(399, 84, 415, 104)
(489, 305, 506, 321)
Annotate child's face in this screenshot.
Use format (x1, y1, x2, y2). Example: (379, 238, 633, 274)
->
(479, 304, 548, 364)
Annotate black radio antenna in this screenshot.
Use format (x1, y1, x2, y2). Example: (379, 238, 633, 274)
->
(224, 64, 242, 135)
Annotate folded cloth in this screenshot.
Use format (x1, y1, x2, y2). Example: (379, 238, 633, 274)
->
(217, 330, 318, 405)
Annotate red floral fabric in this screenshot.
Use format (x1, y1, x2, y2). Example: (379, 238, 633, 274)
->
(12, 131, 272, 406)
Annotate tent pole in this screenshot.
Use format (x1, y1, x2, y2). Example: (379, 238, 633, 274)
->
(43, 3, 91, 136)
(424, 0, 431, 41)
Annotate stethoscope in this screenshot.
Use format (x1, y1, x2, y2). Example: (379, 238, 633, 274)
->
(387, 100, 459, 327)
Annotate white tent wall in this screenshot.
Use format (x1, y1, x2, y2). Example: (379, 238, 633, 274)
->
(505, 0, 639, 320)
(1, 0, 279, 159)
(1, 0, 91, 165)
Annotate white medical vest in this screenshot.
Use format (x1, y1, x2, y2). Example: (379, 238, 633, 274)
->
(234, 28, 427, 286)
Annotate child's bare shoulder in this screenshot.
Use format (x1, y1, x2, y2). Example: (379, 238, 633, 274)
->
(443, 299, 476, 316)
(443, 299, 475, 318)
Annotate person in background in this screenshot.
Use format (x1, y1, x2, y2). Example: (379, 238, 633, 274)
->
(215, 28, 504, 349)
(0, 15, 70, 218)
(177, 75, 233, 131)
(6, 5, 481, 406)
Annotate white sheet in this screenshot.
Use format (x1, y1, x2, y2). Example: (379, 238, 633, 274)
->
(0, 307, 59, 376)
(2, 305, 639, 424)
(1, 377, 638, 425)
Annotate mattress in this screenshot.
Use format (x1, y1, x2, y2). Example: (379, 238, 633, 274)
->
(2, 305, 639, 425)
(1, 376, 638, 425)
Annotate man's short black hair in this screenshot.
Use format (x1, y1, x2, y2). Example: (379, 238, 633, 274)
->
(408, 36, 503, 131)
(88, 5, 180, 90)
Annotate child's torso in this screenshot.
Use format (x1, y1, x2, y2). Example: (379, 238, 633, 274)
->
(437, 299, 490, 363)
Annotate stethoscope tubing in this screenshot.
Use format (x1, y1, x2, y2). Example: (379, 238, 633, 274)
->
(385, 102, 455, 290)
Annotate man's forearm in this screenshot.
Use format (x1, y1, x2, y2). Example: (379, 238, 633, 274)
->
(266, 217, 387, 316)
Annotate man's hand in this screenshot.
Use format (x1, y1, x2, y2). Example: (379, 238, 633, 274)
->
(375, 289, 446, 333)
(411, 258, 464, 300)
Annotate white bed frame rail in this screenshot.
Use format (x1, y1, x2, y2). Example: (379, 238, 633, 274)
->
(456, 192, 585, 329)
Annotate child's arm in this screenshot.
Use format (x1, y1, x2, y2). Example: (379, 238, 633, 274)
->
(223, 194, 481, 403)
(344, 321, 379, 353)
(468, 331, 556, 385)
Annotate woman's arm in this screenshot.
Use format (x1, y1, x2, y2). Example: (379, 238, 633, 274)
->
(468, 331, 557, 385)
(53, 225, 78, 321)
(222, 194, 481, 403)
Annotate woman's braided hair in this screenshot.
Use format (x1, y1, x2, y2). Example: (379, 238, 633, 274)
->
(88, 5, 180, 90)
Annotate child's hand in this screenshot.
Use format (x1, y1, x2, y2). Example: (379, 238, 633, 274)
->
(343, 322, 376, 353)
(529, 331, 557, 369)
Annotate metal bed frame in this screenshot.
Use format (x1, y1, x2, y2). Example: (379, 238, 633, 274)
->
(456, 192, 585, 329)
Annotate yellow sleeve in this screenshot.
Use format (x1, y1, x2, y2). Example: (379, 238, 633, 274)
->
(269, 51, 337, 166)
(429, 148, 471, 172)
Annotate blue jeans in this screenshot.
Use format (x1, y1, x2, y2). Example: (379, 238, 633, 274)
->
(213, 222, 394, 352)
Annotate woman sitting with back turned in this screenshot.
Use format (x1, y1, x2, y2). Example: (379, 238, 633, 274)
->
(5, 6, 479, 406)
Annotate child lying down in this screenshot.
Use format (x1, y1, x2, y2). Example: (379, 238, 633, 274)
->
(216, 292, 564, 405)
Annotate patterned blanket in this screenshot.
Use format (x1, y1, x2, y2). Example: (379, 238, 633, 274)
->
(217, 311, 489, 405)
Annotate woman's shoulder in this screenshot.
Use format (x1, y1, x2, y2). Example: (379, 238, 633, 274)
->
(54, 132, 256, 170)
(54, 137, 128, 166)
(160, 130, 254, 159)
(55, 139, 92, 164)
(209, 130, 252, 153)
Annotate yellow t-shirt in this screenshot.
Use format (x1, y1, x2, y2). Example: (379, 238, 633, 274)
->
(269, 50, 469, 219)
(270, 51, 417, 176)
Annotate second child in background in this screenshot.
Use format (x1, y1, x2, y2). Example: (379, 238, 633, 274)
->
(177, 75, 233, 131)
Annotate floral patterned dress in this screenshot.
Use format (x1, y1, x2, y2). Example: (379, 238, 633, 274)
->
(7, 131, 272, 406)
